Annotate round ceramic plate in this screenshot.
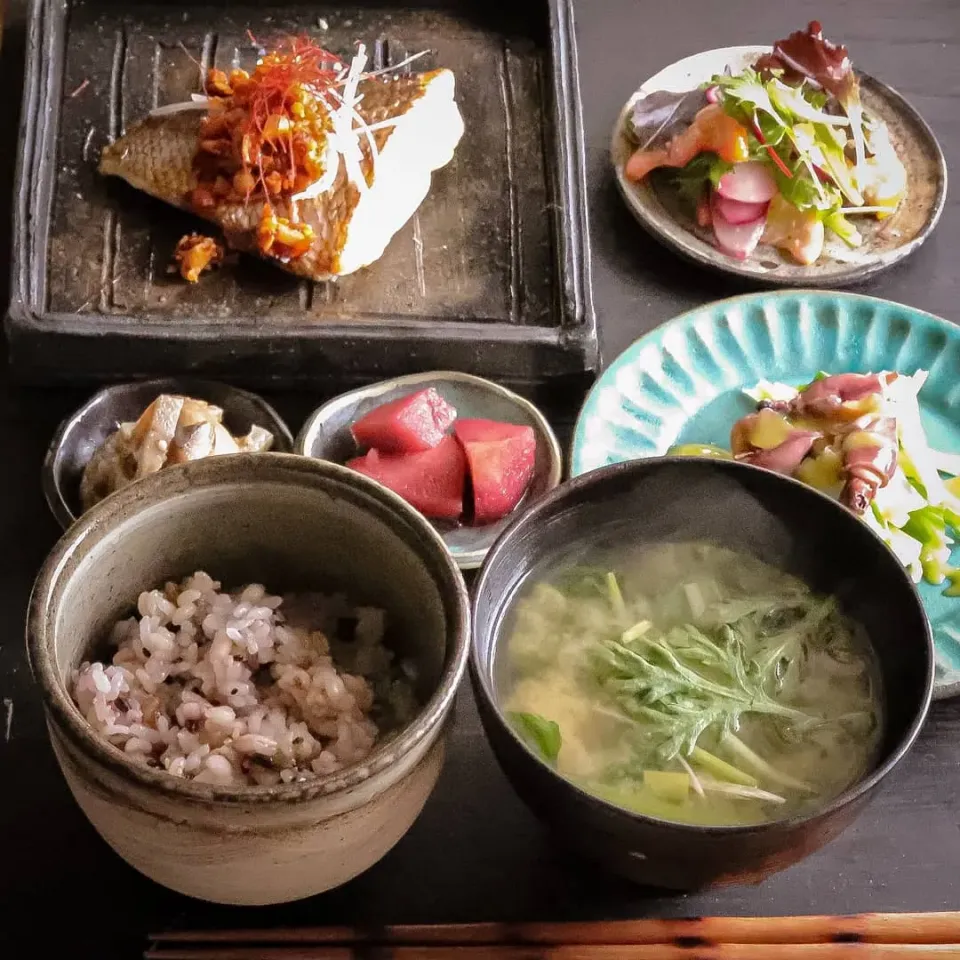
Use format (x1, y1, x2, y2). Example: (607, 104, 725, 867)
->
(612, 46, 948, 286)
(297, 371, 563, 571)
(571, 291, 960, 698)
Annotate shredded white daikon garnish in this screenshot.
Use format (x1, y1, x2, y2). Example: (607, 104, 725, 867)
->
(743, 380, 798, 404)
(363, 117, 402, 133)
(359, 50, 431, 79)
(149, 99, 210, 118)
(294, 44, 429, 198)
(289, 139, 341, 201)
(325, 44, 374, 195)
(175, 43, 430, 201)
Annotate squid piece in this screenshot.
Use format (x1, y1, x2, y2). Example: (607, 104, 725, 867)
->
(730, 409, 820, 476)
(840, 416, 899, 514)
(763, 372, 898, 422)
(735, 430, 820, 475)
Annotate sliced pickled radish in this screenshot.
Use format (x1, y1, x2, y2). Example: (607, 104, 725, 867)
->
(716, 161, 778, 204)
(710, 194, 766, 260)
(711, 193, 769, 225)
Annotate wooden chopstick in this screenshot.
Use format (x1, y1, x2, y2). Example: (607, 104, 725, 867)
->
(144, 944, 960, 960)
(149, 912, 960, 946)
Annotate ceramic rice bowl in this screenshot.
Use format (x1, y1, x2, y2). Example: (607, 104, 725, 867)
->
(27, 454, 469, 905)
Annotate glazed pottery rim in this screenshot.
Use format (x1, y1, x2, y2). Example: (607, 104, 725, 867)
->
(42, 377, 296, 531)
(568, 288, 955, 478)
(28, 453, 471, 806)
(471, 456, 935, 836)
(297, 369, 562, 469)
(296, 370, 565, 571)
(612, 46, 948, 286)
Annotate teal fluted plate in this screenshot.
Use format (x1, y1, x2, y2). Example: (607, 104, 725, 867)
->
(571, 291, 960, 698)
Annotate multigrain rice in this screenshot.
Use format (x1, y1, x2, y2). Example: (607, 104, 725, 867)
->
(71, 571, 418, 787)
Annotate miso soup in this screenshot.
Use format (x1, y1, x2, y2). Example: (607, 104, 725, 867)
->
(498, 542, 884, 826)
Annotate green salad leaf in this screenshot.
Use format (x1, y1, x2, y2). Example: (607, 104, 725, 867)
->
(662, 152, 732, 210)
(810, 122, 864, 206)
(824, 210, 863, 247)
(509, 712, 562, 764)
(712, 68, 786, 141)
(712, 71, 829, 205)
(706, 66, 876, 246)
(767, 79, 849, 130)
(772, 165, 830, 213)
(503, 542, 882, 819)
(588, 602, 819, 762)
(901, 505, 956, 584)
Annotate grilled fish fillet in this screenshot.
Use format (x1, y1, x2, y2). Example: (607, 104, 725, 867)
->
(99, 69, 464, 280)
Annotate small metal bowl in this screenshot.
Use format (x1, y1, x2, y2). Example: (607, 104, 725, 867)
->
(297, 371, 563, 570)
(42, 378, 294, 529)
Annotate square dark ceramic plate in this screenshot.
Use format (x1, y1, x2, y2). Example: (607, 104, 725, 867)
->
(8, 0, 597, 390)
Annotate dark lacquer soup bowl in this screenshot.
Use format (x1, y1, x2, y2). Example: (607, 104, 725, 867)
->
(471, 457, 934, 891)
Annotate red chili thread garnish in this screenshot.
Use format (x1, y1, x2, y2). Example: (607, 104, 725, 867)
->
(239, 36, 345, 198)
(243, 36, 343, 134)
(752, 116, 793, 179)
(69, 78, 91, 98)
(764, 144, 793, 179)
(191, 34, 364, 261)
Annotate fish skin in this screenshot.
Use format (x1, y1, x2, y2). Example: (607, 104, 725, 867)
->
(99, 111, 197, 209)
(98, 70, 462, 280)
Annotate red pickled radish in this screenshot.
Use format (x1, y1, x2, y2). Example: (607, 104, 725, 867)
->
(715, 161, 778, 204)
(711, 192, 770, 225)
(350, 387, 457, 454)
(710, 194, 766, 260)
(346, 436, 465, 520)
(454, 419, 537, 525)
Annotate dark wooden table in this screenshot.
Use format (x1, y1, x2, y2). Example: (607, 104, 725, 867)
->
(1, 1, 958, 956)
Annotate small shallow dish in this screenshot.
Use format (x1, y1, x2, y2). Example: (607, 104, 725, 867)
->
(612, 46, 947, 286)
(571, 290, 960, 698)
(28, 453, 470, 905)
(297, 371, 563, 570)
(43, 377, 295, 529)
(472, 457, 934, 891)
